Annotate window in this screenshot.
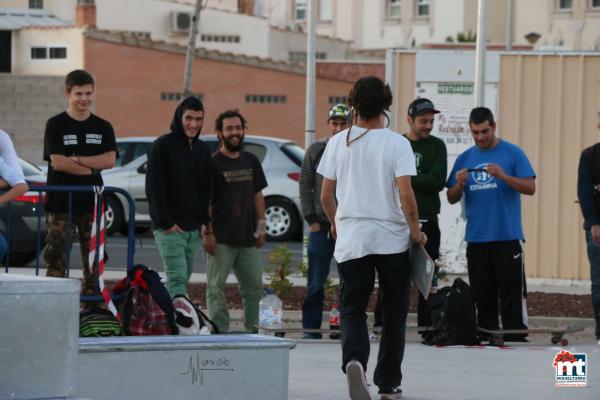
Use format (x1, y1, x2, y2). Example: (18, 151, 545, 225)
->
(328, 96, 348, 105)
(289, 51, 327, 63)
(387, 0, 401, 18)
(243, 143, 267, 162)
(558, 0, 572, 9)
(31, 47, 47, 59)
(294, 0, 307, 20)
(132, 143, 151, 161)
(29, 0, 43, 9)
(245, 94, 287, 104)
(30, 46, 67, 60)
(115, 142, 132, 167)
(19, 159, 43, 177)
(201, 34, 240, 43)
(280, 143, 305, 167)
(160, 92, 202, 101)
(320, 0, 333, 20)
(416, 0, 429, 16)
(49, 47, 67, 59)
(592, 0, 600, 8)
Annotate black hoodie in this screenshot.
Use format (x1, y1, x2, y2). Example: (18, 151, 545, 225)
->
(145, 97, 213, 231)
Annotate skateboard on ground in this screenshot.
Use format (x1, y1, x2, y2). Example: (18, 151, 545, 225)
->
(370, 326, 435, 340)
(477, 326, 583, 346)
(259, 326, 341, 338)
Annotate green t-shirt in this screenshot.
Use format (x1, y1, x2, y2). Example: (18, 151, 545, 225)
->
(403, 134, 447, 220)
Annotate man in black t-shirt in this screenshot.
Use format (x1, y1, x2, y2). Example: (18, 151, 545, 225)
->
(43, 70, 117, 294)
(204, 109, 268, 333)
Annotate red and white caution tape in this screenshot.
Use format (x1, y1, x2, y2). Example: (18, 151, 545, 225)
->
(89, 186, 119, 320)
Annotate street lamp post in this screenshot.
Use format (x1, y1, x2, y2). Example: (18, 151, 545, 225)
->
(474, 0, 488, 107)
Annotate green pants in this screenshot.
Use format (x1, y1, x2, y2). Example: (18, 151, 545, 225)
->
(153, 229, 199, 297)
(206, 244, 263, 333)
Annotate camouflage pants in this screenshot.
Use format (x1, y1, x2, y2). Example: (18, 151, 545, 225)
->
(44, 213, 98, 295)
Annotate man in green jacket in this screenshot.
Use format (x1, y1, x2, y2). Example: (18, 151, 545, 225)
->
(405, 98, 447, 335)
(374, 98, 447, 339)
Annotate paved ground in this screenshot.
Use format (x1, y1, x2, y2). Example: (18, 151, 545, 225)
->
(7, 235, 599, 399)
(287, 340, 600, 400)
(4, 233, 599, 400)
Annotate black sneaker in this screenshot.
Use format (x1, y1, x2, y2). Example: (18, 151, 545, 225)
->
(378, 386, 402, 399)
(345, 360, 371, 400)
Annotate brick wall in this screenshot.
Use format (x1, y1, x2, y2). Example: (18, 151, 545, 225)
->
(316, 62, 385, 83)
(84, 37, 353, 146)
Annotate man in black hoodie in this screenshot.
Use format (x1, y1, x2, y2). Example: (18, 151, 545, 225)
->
(577, 113, 600, 343)
(146, 97, 215, 297)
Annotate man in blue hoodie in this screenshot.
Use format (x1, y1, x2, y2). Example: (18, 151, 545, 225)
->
(146, 96, 215, 298)
(577, 113, 600, 344)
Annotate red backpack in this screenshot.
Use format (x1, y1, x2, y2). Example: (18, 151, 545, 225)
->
(113, 264, 179, 336)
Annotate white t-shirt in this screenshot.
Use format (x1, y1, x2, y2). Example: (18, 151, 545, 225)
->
(0, 129, 25, 185)
(317, 127, 416, 263)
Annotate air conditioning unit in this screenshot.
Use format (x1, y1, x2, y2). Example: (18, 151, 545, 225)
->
(171, 11, 192, 33)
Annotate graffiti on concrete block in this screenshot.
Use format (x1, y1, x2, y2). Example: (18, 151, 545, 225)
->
(181, 353, 234, 385)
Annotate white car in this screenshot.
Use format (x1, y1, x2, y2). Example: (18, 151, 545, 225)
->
(102, 135, 305, 241)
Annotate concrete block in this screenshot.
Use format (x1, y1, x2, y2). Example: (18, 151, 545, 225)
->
(79, 335, 296, 400)
(0, 274, 81, 400)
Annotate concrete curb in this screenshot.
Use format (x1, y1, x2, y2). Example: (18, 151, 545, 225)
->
(227, 310, 597, 329)
(6, 270, 595, 328)
(8, 269, 593, 294)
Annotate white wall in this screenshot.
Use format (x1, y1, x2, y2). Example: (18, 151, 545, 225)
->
(94, 0, 271, 58)
(1, 0, 28, 8)
(269, 27, 349, 62)
(513, 0, 600, 50)
(255, 0, 291, 28)
(358, 0, 466, 50)
(44, 0, 76, 20)
(12, 27, 83, 75)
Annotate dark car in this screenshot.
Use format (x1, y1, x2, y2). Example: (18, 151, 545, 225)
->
(0, 159, 47, 267)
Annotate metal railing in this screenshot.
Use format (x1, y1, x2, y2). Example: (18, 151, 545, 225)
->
(1, 185, 136, 301)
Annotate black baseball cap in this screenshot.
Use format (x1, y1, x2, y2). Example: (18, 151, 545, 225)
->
(408, 98, 440, 118)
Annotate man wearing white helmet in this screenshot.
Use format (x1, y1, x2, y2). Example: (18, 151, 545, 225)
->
(299, 103, 350, 339)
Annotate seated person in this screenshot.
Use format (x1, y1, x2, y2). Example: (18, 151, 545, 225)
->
(0, 155, 29, 261)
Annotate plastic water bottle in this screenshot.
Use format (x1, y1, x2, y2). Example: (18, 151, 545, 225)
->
(328, 303, 341, 339)
(259, 288, 283, 335)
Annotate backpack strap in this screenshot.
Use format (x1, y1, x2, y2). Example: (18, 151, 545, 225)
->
(131, 268, 149, 290)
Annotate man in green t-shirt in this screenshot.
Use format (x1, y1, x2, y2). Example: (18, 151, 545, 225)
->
(374, 98, 447, 339)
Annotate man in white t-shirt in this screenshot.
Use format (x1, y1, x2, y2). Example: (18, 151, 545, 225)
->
(318, 76, 425, 400)
(0, 129, 24, 175)
(0, 128, 29, 263)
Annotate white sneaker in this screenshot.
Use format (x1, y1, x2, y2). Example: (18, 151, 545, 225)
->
(346, 360, 371, 400)
(379, 386, 402, 399)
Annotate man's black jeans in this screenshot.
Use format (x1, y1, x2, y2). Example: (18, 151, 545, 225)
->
(338, 251, 410, 391)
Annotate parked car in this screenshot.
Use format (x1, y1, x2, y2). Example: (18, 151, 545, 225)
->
(0, 159, 48, 267)
(114, 136, 155, 167)
(103, 135, 305, 241)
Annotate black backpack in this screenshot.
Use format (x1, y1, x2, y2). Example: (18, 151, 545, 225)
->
(426, 278, 479, 346)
